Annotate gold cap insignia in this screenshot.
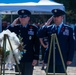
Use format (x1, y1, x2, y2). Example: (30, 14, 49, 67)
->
(21, 10, 24, 13)
(54, 9, 57, 12)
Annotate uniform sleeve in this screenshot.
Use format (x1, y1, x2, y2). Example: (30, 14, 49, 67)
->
(37, 25, 48, 38)
(74, 26, 76, 39)
(7, 25, 20, 35)
(33, 27, 40, 60)
(74, 26, 76, 50)
(67, 27, 74, 61)
(6, 25, 14, 32)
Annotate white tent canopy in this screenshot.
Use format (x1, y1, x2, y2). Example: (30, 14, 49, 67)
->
(0, 0, 65, 32)
(0, 0, 65, 14)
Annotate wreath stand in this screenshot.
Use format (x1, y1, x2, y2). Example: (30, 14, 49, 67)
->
(46, 34, 67, 75)
(0, 34, 21, 75)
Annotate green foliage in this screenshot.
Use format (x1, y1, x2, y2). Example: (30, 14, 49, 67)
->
(18, 35, 26, 53)
(6, 50, 10, 57)
(54, 0, 76, 23)
(2, 15, 11, 22)
(2, 15, 18, 23)
(2, 0, 76, 24)
(30, 15, 52, 24)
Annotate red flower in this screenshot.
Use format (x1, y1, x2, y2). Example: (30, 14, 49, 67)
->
(30, 26, 33, 29)
(62, 28, 64, 31)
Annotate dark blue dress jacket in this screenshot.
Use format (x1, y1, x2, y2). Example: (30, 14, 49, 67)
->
(7, 24, 40, 62)
(38, 24, 74, 66)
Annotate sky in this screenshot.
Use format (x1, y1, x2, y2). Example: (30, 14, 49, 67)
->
(0, 0, 53, 3)
(0, 0, 40, 3)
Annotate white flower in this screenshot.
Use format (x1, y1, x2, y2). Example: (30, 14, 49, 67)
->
(0, 29, 22, 64)
(0, 29, 20, 50)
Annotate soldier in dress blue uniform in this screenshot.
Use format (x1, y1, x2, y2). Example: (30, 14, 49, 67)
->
(40, 36, 48, 70)
(7, 9, 40, 75)
(38, 9, 74, 73)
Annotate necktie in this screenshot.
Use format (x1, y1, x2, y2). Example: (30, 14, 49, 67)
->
(56, 26, 59, 34)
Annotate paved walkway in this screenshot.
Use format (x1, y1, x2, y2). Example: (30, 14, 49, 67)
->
(33, 66, 46, 75)
(1, 60, 76, 75)
(33, 66, 76, 75)
(1, 66, 76, 75)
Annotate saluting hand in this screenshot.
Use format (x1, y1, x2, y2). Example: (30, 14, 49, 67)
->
(32, 60, 37, 66)
(11, 18, 19, 26)
(66, 61, 72, 65)
(45, 16, 53, 26)
(43, 44, 48, 48)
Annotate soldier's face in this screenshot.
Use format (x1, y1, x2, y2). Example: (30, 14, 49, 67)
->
(19, 17, 30, 24)
(53, 16, 63, 26)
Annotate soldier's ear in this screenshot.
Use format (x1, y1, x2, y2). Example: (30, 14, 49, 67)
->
(27, 17, 30, 21)
(62, 15, 65, 18)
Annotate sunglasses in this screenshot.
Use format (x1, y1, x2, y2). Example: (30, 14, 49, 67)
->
(19, 15, 28, 18)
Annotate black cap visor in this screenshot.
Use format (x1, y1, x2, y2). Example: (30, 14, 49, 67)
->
(19, 15, 28, 18)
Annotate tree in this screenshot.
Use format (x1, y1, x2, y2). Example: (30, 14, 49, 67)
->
(54, 0, 76, 23)
(2, 15, 18, 23)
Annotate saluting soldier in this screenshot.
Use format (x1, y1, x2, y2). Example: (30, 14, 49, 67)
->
(38, 9, 74, 73)
(7, 9, 40, 75)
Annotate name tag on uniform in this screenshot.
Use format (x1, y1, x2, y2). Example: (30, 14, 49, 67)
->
(29, 36, 32, 40)
(28, 30, 34, 35)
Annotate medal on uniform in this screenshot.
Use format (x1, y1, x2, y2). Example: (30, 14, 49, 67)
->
(29, 36, 32, 40)
(63, 28, 69, 35)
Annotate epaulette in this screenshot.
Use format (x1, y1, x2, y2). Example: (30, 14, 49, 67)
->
(64, 24, 69, 27)
(41, 25, 47, 29)
(16, 24, 21, 26)
(64, 24, 71, 28)
(47, 24, 53, 28)
(10, 24, 21, 27)
(13, 24, 21, 27)
(29, 24, 38, 28)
